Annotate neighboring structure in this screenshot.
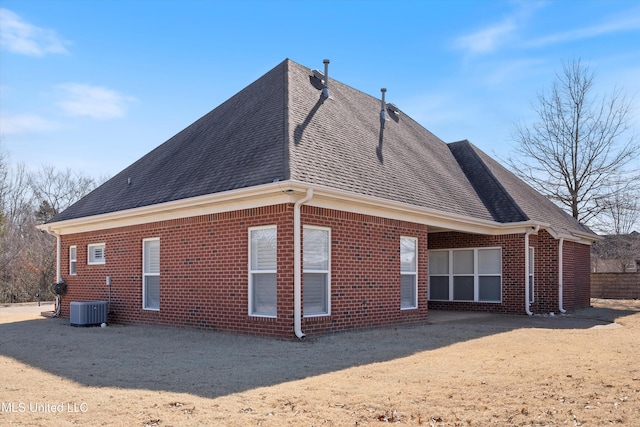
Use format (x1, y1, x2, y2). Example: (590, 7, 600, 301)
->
(591, 232, 640, 273)
(40, 59, 599, 338)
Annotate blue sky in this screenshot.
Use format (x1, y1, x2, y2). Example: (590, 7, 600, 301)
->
(1, 0, 639, 180)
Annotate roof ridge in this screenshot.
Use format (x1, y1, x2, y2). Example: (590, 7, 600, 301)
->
(282, 59, 291, 181)
(448, 140, 529, 223)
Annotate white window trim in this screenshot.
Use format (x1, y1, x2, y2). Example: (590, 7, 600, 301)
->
(400, 236, 418, 310)
(142, 237, 160, 311)
(248, 225, 278, 318)
(429, 247, 502, 303)
(87, 243, 105, 265)
(69, 245, 77, 275)
(303, 225, 331, 318)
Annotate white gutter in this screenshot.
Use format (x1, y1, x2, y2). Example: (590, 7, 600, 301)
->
(38, 179, 553, 239)
(524, 225, 540, 316)
(293, 188, 313, 339)
(558, 237, 566, 314)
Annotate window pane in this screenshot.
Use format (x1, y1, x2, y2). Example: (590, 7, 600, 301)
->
(70, 247, 76, 260)
(529, 247, 534, 266)
(303, 228, 329, 270)
(400, 237, 416, 272)
(252, 273, 276, 315)
(144, 240, 160, 274)
(304, 272, 328, 315)
(144, 275, 160, 309)
(70, 261, 76, 275)
(429, 276, 449, 300)
(453, 250, 473, 274)
(429, 251, 448, 274)
(479, 276, 501, 301)
(478, 248, 501, 274)
(401, 274, 416, 308)
(251, 228, 277, 270)
(453, 276, 474, 300)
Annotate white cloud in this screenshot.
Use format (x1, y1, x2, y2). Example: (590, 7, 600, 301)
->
(527, 10, 640, 48)
(453, 1, 546, 55)
(56, 84, 137, 120)
(454, 20, 517, 55)
(0, 113, 59, 134)
(0, 8, 70, 56)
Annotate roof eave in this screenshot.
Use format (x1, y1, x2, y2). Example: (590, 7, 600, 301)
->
(38, 182, 297, 235)
(38, 179, 596, 243)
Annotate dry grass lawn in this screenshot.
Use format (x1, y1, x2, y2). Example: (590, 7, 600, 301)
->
(1, 299, 639, 426)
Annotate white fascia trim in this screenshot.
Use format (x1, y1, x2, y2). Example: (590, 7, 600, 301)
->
(285, 181, 542, 236)
(545, 228, 601, 245)
(38, 182, 297, 235)
(289, 182, 598, 243)
(38, 179, 595, 241)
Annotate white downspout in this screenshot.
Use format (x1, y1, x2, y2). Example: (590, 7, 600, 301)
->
(524, 225, 539, 316)
(558, 237, 566, 314)
(46, 227, 62, 316)
(55, 232, 61, 283)
(294, 188, 313, 339)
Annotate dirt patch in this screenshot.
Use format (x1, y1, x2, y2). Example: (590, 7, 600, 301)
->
(1, 299, 639, 426)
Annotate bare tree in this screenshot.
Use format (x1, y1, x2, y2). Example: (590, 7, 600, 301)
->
(0, 150, 102, 303)
(508, 58, 639, 229)
(0, 157, 37, 303)
(30, 165, 98, 218)
(599, 189, 639, 235)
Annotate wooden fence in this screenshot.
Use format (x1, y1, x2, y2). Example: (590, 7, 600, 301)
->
(591, 273, 640, 299)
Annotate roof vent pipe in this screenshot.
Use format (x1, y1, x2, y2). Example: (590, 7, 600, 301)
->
(380, 88, 389, 121)
(322, 59, 330, 98)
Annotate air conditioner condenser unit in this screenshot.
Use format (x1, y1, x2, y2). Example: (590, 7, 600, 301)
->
(70, 301, 107, 327)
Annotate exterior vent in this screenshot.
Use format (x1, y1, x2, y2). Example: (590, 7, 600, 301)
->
(386, 103, 400, 115)
(70, 301, 107, 326)
(311, 59, 330, 98)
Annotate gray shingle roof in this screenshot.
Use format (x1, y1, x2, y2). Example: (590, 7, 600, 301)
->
(49, 59, 596, 239)
(459, 140, 595, 237)
(51, 60, 289, 221)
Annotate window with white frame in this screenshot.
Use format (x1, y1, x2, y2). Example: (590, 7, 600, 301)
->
(87, 243, 105, 265)
(400, 236, 418, 309)
(303, 226, 330, 317)
(528, 247, 534, 303)
(429, 247, 502, 302)
(69, 246, 77, 275)
(143, 238, 160, 310)
(249, 226, 277, 317)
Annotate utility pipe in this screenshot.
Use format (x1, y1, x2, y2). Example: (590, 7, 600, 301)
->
(558, 237, 566, 314)
(524, 225, 540, 316)
(380, 88, 388, 121)
(293, 188, 314, 339)
(322, 59, 330, 98)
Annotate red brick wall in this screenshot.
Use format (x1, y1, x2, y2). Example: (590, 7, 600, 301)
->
(428, 230, 591, 314)
(563, 240, 591, 309)
(428, 232, 527, 314)
(531, 230, 559, 313)
(60, 205, 297, 337)
(300, 206, 428, 334)
(58, 204, 428, 338)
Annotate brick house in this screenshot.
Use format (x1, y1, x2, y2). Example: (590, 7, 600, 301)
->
(40, 59, 598, 338)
